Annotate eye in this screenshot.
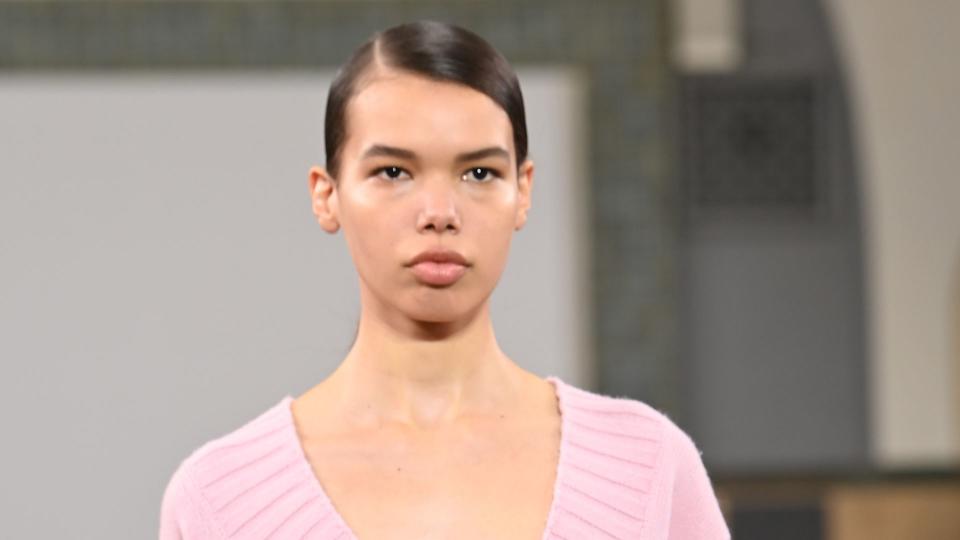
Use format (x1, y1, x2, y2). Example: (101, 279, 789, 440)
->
(462, 167, 501, 183)
(373, 166, 411, 181)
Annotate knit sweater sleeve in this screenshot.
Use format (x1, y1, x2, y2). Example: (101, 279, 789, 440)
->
(158, 460, 220, 540)
(661, 422, 730, 539)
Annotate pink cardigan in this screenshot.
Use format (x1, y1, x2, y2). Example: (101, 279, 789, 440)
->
(159, 376, 730, 539)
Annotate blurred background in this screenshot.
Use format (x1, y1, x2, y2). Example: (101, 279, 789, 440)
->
(1, 0, 957, 538)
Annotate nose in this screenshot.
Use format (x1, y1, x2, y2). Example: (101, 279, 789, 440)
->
(415, 177, 462, 234)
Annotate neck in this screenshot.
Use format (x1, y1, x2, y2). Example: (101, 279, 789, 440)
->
(321, 289, 525, 431)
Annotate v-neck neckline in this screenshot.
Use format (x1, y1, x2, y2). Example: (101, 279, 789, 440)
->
(282, 375, 569, 540)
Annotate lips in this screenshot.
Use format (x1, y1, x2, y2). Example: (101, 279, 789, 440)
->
(407, 248, 469, 266)
(407, 248, 469, 286)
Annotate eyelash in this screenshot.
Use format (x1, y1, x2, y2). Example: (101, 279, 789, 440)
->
(371, 166, 502, 183)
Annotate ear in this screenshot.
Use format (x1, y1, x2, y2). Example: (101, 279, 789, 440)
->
(308, 165, 340, 233)
(514, 158, 534, 230)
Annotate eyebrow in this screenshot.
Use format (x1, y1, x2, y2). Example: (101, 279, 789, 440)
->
(456, 146, 511, 162)
(361, 144, 416, 161)
(360, 144, 510, 163)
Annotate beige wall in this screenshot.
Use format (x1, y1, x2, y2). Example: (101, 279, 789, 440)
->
(825, 0, 960, 466)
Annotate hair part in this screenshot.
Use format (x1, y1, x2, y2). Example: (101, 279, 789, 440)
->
(323, 20, 528, 181)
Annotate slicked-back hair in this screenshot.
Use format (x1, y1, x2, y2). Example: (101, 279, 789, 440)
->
(323, 20, 528, 181)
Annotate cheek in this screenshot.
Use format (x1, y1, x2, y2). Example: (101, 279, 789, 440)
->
(483, 187, 518, 229)
(340, 192, 404, 271)
(469, 196, 518, 265)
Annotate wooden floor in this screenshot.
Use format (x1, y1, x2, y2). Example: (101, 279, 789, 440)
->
(714, 472, 960, 540)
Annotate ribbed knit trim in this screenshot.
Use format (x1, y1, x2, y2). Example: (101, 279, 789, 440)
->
(177, 375, 667, 539)
(544, 379, 665, 539)
(182, 397, 350, 539)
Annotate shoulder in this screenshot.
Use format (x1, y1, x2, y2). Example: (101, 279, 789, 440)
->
(555, 376, 691, 452)
(159, 396, 301, 539)
(552, 378, 729, 539)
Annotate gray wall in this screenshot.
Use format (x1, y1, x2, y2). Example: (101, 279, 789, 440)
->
(679, 0, 868, 471)
(0, 0, 679, 419)
(0, 69, 588, 538)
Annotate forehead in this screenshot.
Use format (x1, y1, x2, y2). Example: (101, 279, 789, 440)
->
(343, 70, 514, 161)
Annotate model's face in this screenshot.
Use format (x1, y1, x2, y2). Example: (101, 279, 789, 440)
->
(309, 69, 533, 324)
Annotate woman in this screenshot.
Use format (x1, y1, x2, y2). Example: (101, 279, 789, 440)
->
(160, 20, 729, 540)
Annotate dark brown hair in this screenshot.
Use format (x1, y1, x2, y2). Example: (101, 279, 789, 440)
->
(324, 20, 528, 180)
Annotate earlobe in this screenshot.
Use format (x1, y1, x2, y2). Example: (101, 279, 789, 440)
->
(308, 166, 340, 233)
(515, 159, 534, 230)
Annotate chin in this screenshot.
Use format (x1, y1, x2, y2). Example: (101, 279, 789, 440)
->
(405, 303, 465, 324)
(402, 292, 486, 327)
